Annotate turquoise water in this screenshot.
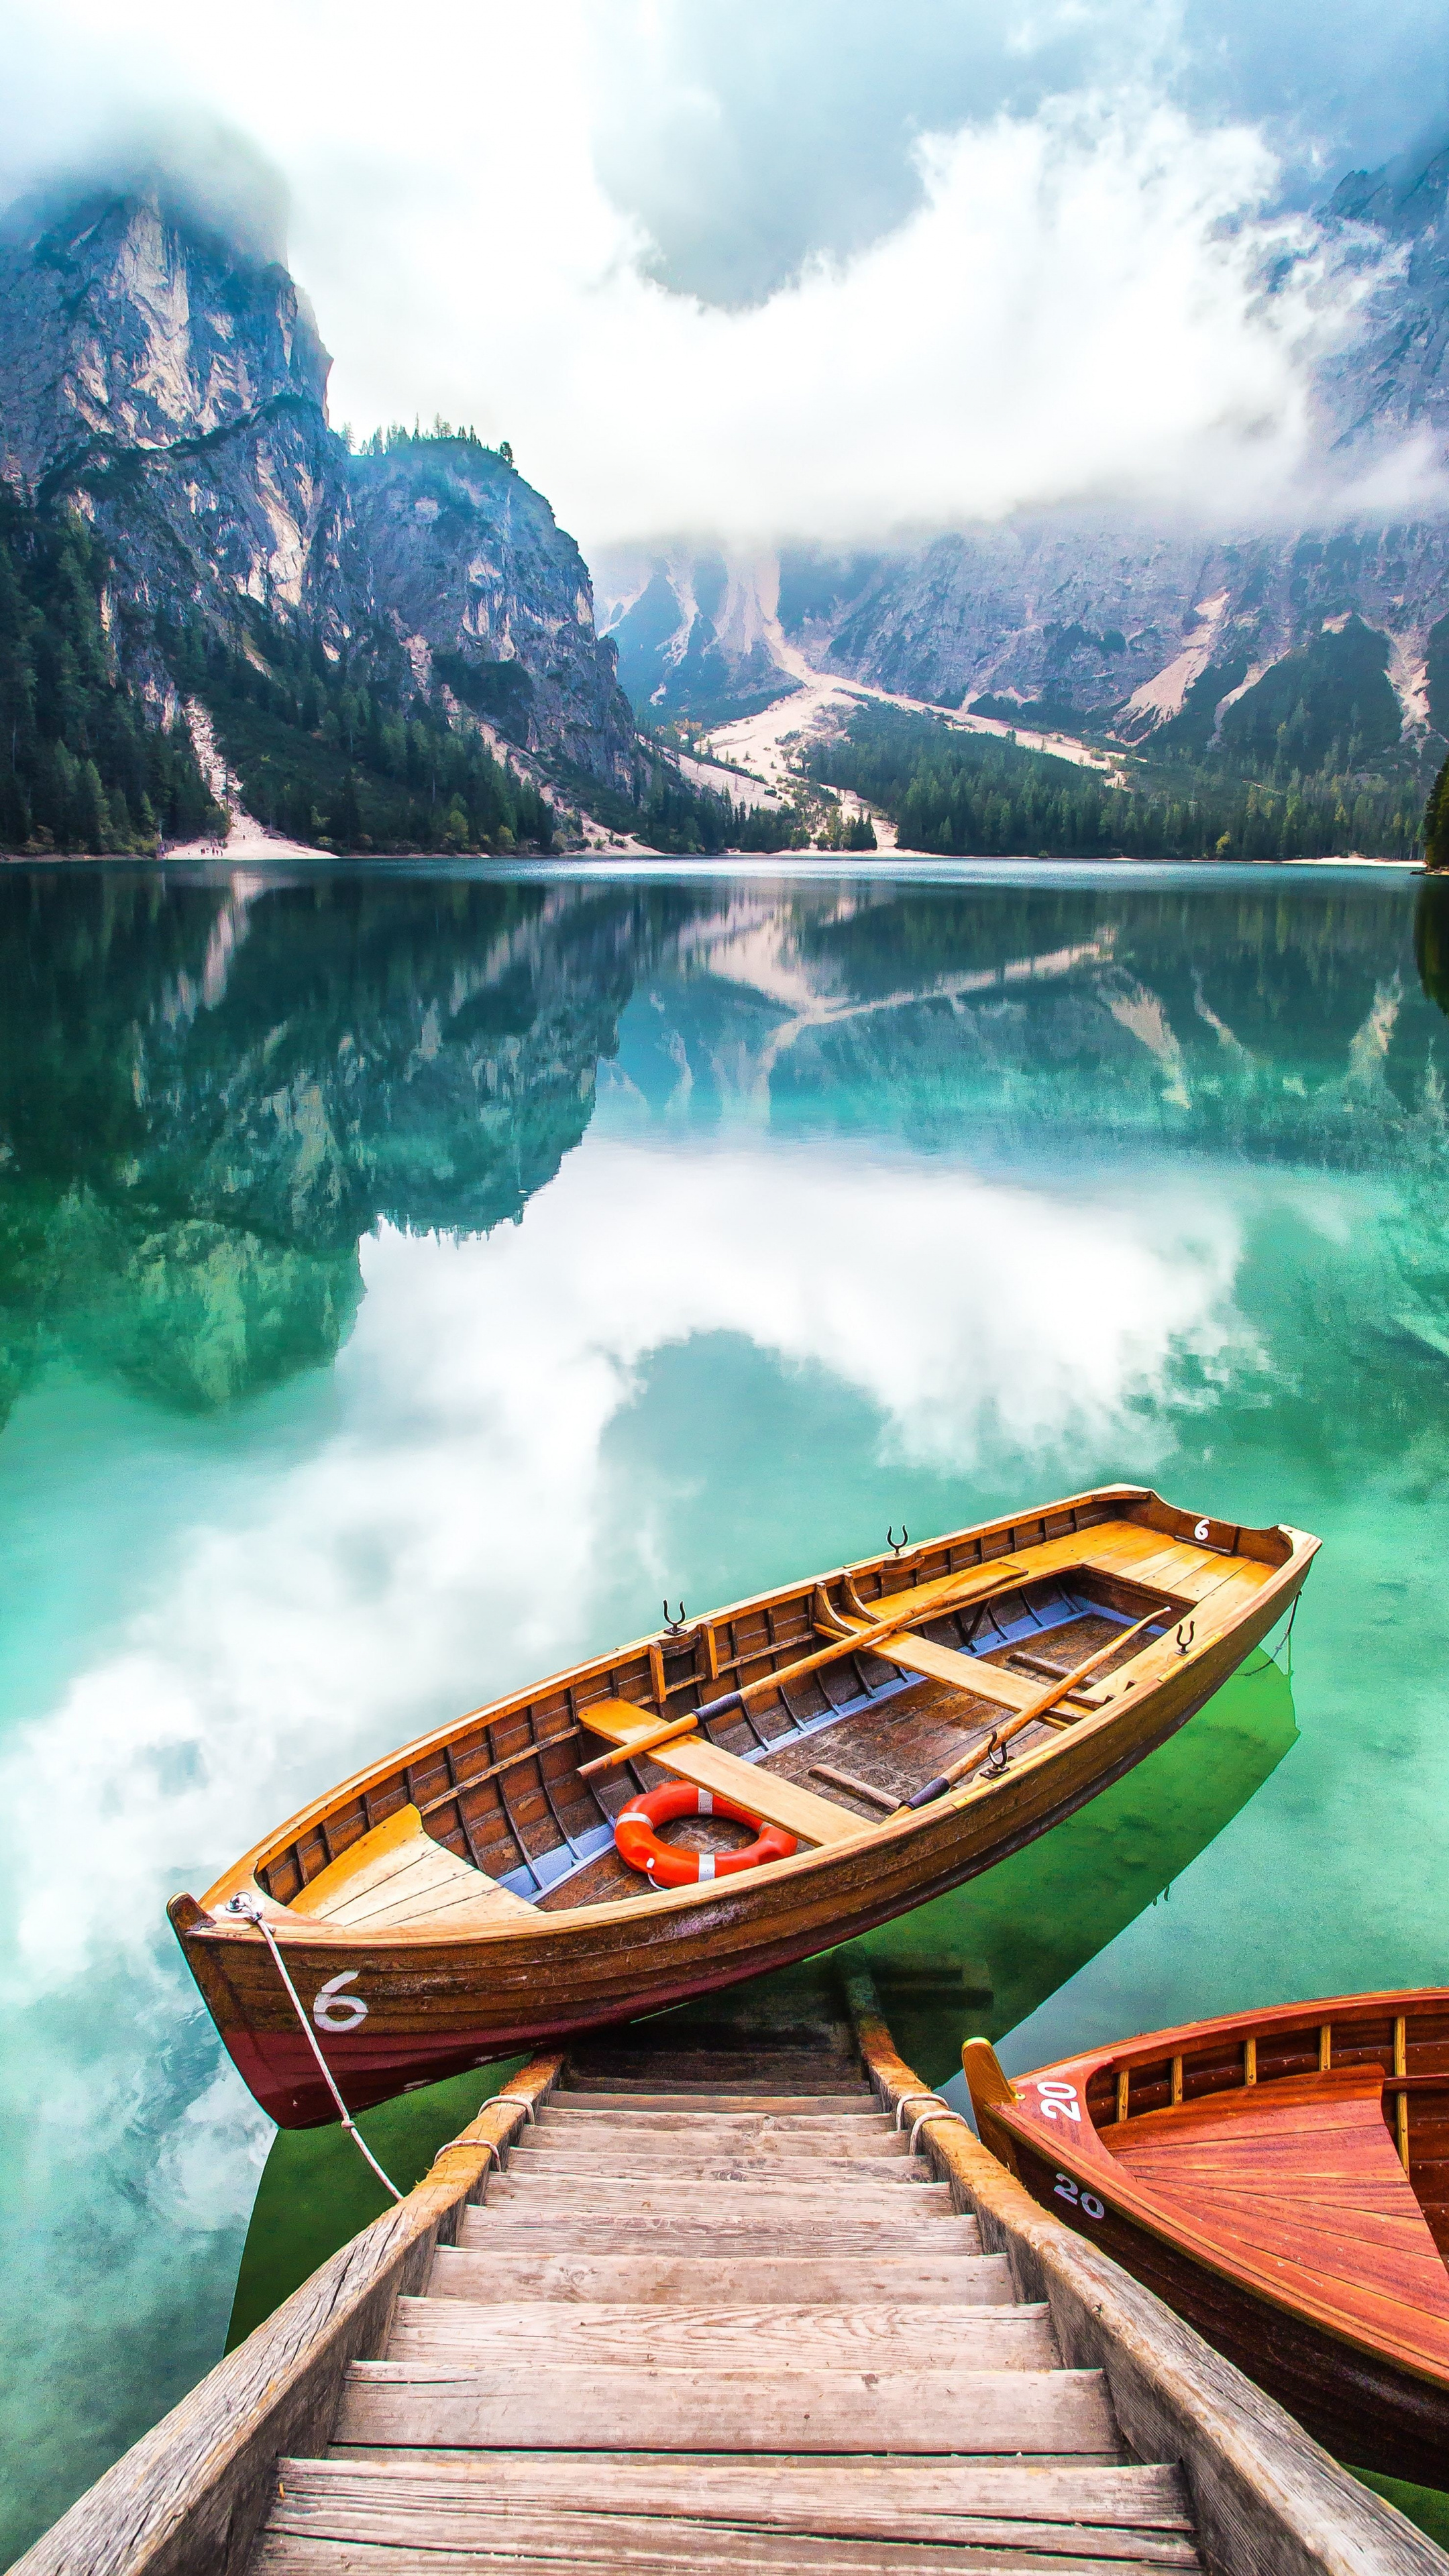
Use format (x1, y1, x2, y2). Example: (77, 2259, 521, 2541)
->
(3, 857, 1449, 2556)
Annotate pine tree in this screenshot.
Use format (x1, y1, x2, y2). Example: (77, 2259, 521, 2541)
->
(1423, 751, 1449, 871)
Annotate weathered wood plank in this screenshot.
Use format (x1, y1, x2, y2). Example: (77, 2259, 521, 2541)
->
(533, 2107, 899, 2137)
(280, 2451, 1195, 2532)
(255, 2503, 1197, 2574)
(333, 2360, 1116, 2454)
(254, 2526, 1191, 2576)
(482, 2169, 948, 2203)
(544, 2089, 877, 2113)
(387, 2296, 1059, 2371)
(306, 2453, 1189, 2524)
(427, 2249, 1014, 2306)
(457, 2209, 979, 2257)
(509, 2141, 915, 2172)
(516, 2127, 909, 2160)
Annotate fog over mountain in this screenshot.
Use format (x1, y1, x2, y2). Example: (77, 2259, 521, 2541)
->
(7, 0, 1449, 818)
(2, 0, 1449, 550)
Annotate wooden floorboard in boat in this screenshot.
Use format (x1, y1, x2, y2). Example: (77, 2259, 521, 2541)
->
(1106, 2066, 1449, 2359)
(245, 2010, 1205, 2573)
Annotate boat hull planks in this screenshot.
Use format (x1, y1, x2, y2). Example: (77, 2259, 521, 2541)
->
(170, 1486, 1316, 2126)
(969, 1991, 1449, 2487)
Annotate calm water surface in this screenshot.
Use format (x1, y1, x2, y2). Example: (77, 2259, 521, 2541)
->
(3, 857, 1449, 2553)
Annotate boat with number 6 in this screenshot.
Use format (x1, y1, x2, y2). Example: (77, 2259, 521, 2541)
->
(962, 1989, 1449, 2486)
(170, 1482, 1316, 2128)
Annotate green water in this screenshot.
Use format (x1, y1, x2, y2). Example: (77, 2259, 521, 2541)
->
(3, 856, 1449, 2558)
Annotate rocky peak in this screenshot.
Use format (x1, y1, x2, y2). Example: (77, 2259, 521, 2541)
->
(351, 436, 635, 779)
(0, 182, 329, 492)
(0, 174, 638, 787)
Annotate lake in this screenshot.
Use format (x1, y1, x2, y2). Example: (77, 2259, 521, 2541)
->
(3, 855, 1449, 2558)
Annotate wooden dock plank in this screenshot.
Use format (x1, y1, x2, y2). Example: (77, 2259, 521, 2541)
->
(427, 2250, 1016, 2306)
(256, 2525, 1194, 2576)
(387, 2296, 1059, 2371)
(333, 2358, 1117, 2454)
(285, 2451, 1195, 2531)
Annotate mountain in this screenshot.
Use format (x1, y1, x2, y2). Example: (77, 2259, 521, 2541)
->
(604, 146, 1449, 784)
(0, 178, 638, 822)
(594, 545, 803, 726)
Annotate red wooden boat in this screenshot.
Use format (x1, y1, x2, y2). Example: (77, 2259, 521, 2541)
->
(963, 1990, 1449, 2485)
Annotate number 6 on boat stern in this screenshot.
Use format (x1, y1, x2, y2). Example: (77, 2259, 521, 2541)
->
(168, 1482, 1316, 2130)
(963, 1988, 1449, 2487)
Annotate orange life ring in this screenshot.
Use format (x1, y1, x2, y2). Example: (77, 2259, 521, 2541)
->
(613, 1782, 797, 1886)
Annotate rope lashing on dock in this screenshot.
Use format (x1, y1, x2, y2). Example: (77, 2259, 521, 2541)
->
(427, 2135, 502, 2198)
(224, 1894, 403, 2203)
(892, 2090, 977, 2155)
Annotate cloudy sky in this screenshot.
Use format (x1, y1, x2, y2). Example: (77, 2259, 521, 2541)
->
(2, 0, 1448, 547)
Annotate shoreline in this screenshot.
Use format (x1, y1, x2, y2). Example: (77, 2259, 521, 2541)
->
(1, 846, 1428, 875)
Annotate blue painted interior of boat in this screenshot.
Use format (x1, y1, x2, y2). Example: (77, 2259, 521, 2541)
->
(498, 1587, 1155, 1900)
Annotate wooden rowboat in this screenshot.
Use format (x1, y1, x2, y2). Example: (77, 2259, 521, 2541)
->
(170, 1483, 1315, 2129)
(963, 1990, 1449, 2485)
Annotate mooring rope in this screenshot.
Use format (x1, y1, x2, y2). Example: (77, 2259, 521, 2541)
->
(1264, 1589, 1303, 1671)
(225, 1893, 403, 2202)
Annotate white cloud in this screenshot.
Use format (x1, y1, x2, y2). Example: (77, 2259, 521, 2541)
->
(0, 1130, 1244, 1998)
(0, 0, 1430, 549)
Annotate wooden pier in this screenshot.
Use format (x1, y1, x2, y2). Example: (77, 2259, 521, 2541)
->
(13, 1968, 1448, 2576)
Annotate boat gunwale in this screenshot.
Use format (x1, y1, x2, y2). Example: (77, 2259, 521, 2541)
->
(189, 1489, 1315, 1942)
(985, 1986, 1449, 2395)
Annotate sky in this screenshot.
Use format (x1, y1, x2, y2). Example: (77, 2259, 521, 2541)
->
(2, 0, 1449, 549)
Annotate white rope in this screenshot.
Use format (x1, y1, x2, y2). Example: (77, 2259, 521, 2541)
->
(893, 2089, 946, 2129)
(225, 1894, 403, 2202)
(910, 2107, 973, 2157)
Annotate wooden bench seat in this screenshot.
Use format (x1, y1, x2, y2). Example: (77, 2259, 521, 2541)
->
(285, 1805, 537, 1931)
(580, 1701, 865, 1845)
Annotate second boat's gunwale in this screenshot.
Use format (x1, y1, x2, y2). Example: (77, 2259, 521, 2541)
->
(985, 1990, 1449, 2394)
(195, 1493, 1313, 1942)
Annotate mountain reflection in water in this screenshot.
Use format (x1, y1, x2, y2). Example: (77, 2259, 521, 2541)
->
(2, 857, 1449, 2562)
(3, 865, 1447, 1418)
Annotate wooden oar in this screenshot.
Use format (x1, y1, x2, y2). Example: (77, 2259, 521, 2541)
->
(578, 1564, 1028, 1778)
(898, 1610, 1161, 1812)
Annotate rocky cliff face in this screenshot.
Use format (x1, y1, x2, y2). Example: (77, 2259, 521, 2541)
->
(353, 441, 636, 778)
(0, 182, 635, 784)
(606, 148, 1449, 764)
(796, 516, 1449, 745)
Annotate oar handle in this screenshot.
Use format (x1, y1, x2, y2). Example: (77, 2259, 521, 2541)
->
(905, 1773, 951, 1810)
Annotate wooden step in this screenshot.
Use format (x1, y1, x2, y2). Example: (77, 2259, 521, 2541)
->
(258, 2477, 1195, 2573)
(294, 2450, 1193, 2541)
(458, 2210, 977, 2257)
(485, 2167, 944, 2200)
(429, 2249, 1014, 2306)
(509, 2139, 914, 2171)
(334, 2359, 1118, 2455)
(535, 2105, 897, 2134)
(260, 2502, 1194, 2575)
(564, 2057, 866, 2086)
(544, 2089, 879, 2114)
(389, 2297, 1059, 2372)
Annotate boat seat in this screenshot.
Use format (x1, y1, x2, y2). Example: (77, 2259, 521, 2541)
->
(285, 1804, 537, 1931)
(1106, 2063, 1449, 2351)
(580, 1699, 865, 1845)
